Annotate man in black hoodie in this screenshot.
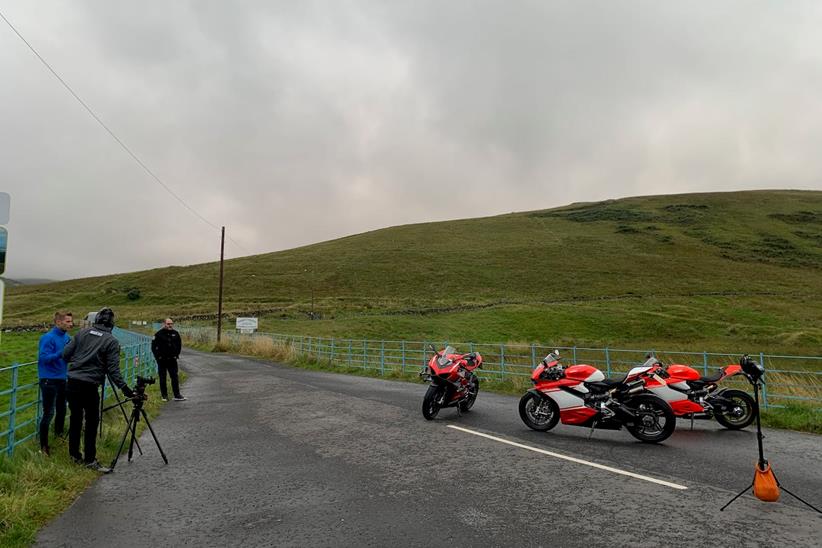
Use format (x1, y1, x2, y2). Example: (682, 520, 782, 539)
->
(63, 307, 134, 472)
(152, 318, 186, 402)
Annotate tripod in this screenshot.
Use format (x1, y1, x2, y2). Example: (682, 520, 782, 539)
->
(99, 378, 143, 456)
(104, 390, 168, 471)
(720, 376, 820, 513)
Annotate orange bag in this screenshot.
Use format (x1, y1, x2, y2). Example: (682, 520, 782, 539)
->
(753, 462, 780, 502)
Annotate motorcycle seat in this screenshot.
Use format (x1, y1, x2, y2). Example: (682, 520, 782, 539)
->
(584, 379, 622, 392)
(697, 367, 725, 384)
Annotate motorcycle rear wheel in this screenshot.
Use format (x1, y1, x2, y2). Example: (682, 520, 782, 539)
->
(519, 392, 559, 431)
(624, 394, 676, 443)
(422, 385, 443, 420)
(458, 376, 480, 412)
(713, 389, 757, 430)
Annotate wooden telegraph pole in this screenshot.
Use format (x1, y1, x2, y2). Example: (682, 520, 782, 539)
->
(217, 226, 225, 343)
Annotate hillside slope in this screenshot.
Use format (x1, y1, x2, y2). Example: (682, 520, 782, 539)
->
(5, 190, 821, 351)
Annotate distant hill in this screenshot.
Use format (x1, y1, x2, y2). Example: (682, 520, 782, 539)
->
(3, 278, 59, 287)
(4, 190, 821, 352)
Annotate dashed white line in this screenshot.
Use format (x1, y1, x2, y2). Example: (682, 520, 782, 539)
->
(447, 425, 688, 490)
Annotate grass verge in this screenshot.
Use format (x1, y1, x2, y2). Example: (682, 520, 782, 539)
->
(0, 377, 181, 548)
(760, 403, 822, 435)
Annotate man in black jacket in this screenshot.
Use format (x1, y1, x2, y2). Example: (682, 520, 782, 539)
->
(152, 318, 186, 402)
(63, 307, 134, 472)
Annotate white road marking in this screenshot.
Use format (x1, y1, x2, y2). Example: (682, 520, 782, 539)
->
(447, 425, 688, 490)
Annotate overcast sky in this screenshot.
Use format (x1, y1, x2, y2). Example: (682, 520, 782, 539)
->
(1, 1, 821, 280)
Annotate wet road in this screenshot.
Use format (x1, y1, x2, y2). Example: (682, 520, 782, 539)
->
(37, 350, 822, 547)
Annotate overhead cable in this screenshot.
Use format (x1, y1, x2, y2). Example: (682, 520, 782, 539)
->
(0, 9, 249, 255)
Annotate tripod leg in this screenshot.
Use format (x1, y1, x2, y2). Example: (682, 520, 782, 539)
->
(140, 409, 169, 464)
(110, 409, 137, 471)
(111, 387, 143, 455)
(127, 412, 139, 462)
(775, 476, 822, 514)
(720, 481, 753, 512)
(99, 378, 105, 439)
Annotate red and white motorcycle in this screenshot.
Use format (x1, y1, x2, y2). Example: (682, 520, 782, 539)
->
(518, 351, 676, 443)
(633, 355, 757, 430)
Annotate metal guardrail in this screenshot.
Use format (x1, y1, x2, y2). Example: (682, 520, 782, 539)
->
(178, 326, 822, 410)
(0, 328, 158, 457)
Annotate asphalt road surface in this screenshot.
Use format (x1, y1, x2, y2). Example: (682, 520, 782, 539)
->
(37, 350, 822, 547)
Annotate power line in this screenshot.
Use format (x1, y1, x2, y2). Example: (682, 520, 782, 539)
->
(0, 9, 249, 255)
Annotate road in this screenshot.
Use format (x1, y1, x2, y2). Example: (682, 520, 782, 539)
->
(37, 350, 822, 547)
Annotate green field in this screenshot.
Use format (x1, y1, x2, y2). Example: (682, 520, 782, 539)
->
(0, 333, 40, 366)
(4, 190, 822, 355)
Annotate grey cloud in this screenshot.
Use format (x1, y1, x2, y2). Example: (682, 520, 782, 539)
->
(1, 1, 821, 280)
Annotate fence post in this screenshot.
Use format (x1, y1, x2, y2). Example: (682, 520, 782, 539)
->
(500, 344, 506, 380)
(401, 340, 406, 373)
(530, 343, 536, 369)
(573, 346, 577, 365)
(760, 352, 768, 408)
(605, 347, 611, 377)
(330, 338, 335, 363)
(380, 341, 385, 376)
(363, 340, 368, 369)
(703, 351, 709, 376)
(7, 364, 19, 456)
(348, 340, 352, 367)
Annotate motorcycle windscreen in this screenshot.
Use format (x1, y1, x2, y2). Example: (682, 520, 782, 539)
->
(437, 346, 457, 367)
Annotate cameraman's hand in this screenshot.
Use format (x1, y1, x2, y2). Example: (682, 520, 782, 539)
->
(121, 385, 135, 399)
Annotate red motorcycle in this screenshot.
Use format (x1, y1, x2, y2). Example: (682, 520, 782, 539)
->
(420, 345, 483, 420)
(638, 355, 757, 429)
(519, 352, 676, 443)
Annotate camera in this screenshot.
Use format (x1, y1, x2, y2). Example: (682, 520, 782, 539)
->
(136, 375, 155, 387)
(134, 376, 155, 397)
(740, 354, 765, 383)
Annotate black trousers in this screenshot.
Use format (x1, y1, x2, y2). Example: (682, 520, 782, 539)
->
(67, 378, 100, 463)
(157, 358, 181, 398)
(39, 378, 67, 447)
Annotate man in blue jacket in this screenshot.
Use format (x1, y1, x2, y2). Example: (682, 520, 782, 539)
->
(37, 311, 74, 455)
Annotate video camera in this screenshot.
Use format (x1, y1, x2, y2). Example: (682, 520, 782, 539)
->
(134, 375, 155, 397)
(740, 354, 765, 384)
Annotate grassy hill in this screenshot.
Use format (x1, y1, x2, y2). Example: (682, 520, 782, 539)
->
(4, 190, 821, 353)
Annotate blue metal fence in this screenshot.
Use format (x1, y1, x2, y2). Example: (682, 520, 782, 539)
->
(179, 326, 822, 410)
(0, 328, 158, 457)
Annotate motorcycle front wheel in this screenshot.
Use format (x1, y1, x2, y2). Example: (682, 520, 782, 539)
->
(458, 375, 480, 412)
(713, 389, 757, 430)
(624, 394, 676, 443)
(518, 392, 559, 431)
(422, 385, 443, 420)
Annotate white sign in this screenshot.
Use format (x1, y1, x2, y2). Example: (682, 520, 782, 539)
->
(236, 317, 258, 331)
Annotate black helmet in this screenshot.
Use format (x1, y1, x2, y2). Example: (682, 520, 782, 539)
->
(95, 307, 115, 328)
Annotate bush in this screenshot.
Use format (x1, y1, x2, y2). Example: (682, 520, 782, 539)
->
(126, 288, 141, 301)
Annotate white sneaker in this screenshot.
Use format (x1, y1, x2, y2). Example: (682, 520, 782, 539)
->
(173, 396, 187, 401)
(161, 397, 168, 402)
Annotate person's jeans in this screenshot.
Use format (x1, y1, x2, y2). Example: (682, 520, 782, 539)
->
(157, 358, 182, 399)
(67, 378, 100, 463)
(39, 378, 67, 447)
